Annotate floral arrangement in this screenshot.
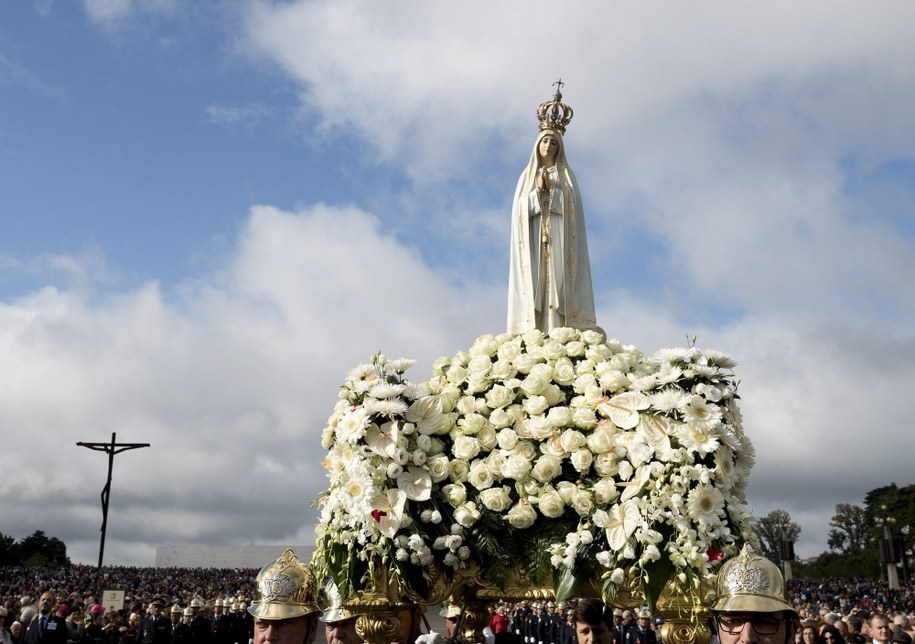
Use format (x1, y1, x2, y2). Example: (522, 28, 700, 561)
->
(311, 328, 756, 610)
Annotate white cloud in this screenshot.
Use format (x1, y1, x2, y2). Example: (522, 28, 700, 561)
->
(0, 203, 501, 565)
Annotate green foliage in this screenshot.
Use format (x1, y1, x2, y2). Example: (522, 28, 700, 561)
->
(751, 510, 800, 565)
(827, 503, 872, 555)
(794, 551, 877, 578)
(0, 530, 70, 567)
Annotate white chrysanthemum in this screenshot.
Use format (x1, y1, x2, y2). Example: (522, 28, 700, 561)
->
(700, 350, 737, 369)
(681, 395, 723, 429)
(363, 398, 409, 418)
(336, 407, 370, 444)
(655, 348, 691, 363)
(675, 423, 721, 456)
(686, 485, 725, 523)
(734, 434, 756, 474)
(629, 374, 658, 391)
(347, 363, 376, 381)
(370, 382, 406, 399)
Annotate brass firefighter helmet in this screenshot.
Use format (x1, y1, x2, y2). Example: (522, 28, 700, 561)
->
(248, 549, 320, 620)
(711, 543, 796, 616)
(319, 579, 354, 625)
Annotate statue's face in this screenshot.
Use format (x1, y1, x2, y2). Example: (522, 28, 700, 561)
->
(539, 135, 559, 163)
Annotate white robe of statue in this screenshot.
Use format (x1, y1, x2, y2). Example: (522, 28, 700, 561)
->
(507, 129, 597, 335)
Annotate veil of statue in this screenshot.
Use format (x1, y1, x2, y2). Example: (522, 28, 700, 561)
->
(507, 81, 602, 336)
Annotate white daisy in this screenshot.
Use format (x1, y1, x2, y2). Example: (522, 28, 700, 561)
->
(686, 485, 725, 524)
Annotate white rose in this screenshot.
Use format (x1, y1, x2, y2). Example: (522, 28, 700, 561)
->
(507, 502, 537, 529)
(593, 478, 619, 504)
(446, 364, 468, 384)
(521, 329, 544, 346)
(573, 374, 597, 394)
(583, 384, 604, 404)
(522, 395, 549, 416)
(461, 413, 487, 436)
(565, 340, 586, 357)
(543, 384, 565, 406)
(443, 483, 466, 506)
(497, 428, 519, 451)
(541, 435, 565, 458)
(548, 407, 573, 430)
(486, 451, 506, 477)
(572, 406, 597, 429)
(456, 395, 479, 416)
(470, 335, 499, 356)
(452, 435, 481, 461)
(520, 372, 548, 397)
(454, 502, 480, 527)
(553, 358, 577, 386)
(497, 341, 522, 361)
(485, 384, 514, 409)
(468, 354, 492, 377)
(514, 352, 537, 374)
(489, 408, 515, 429)
(593, 453, 619, 477)
(478, 425, 497, 451)
(531, 455, 562, 482)
(412, 450, 427, 466)
(542, 340, 566, 361)
(491, 359, 515, 379)
(548, 327, 577, 344)
(570, 490, 594, 516)
(449, 459, 470, 482)
(527, 415, 553, 440)
(468, 460, 494, 490)
(538, 489, 565, 518)
(438, 384, 461, 413)
(581, 329, 604, 345)
(559, 428, 586, 452)
(480, 486, 513, 512)
(515, 440, 537, 460)
(502, 454, 533, 480)
(556, 481, 577, 504)
(570, 448, 593, 474)
(587, 426, 615, 453)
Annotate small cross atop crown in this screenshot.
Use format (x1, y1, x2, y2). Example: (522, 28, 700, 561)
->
(537, 78, 574, 135)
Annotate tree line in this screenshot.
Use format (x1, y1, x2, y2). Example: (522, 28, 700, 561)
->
(753, 482, 915, 578)
(0, 530, 70, 566)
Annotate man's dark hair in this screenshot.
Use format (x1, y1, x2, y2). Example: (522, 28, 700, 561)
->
(573, 598, 610, 627)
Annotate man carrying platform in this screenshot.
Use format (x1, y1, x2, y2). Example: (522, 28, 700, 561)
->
(711, 544, 799, 644)
(248, 549, 321, 644)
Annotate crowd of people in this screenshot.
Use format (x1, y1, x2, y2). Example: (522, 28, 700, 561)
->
(3, 561, 915, 644)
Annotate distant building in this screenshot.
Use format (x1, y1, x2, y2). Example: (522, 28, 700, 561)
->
(156, 545, 315, 568)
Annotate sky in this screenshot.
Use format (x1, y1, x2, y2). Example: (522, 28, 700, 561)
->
(1, 0, 914, 568)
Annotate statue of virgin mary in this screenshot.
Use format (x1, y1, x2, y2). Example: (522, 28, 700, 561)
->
(507, 88, 598, 335)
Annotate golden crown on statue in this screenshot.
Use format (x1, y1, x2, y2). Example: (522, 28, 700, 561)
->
(537, 78, 574, 134)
